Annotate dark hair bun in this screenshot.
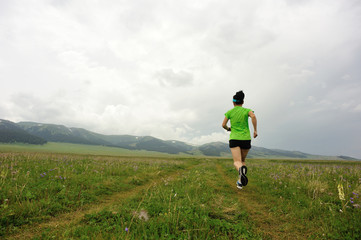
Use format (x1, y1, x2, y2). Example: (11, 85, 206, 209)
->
(233, 90, 245, 104)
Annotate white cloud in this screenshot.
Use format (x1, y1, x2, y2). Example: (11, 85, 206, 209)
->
(353, 104, 361, 113)
(155, 68, 194, 87)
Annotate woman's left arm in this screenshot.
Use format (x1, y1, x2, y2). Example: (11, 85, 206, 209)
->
(222, 117, 231, 131)
(249, 111, 258, 138)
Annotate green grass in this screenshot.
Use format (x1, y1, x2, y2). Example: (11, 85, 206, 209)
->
(249, 159, 361, 239)
(0, 152, 196, 236)
(0, 142, 194, 157)
(0, 149, 360, 239)
(61, 162, 258, 239)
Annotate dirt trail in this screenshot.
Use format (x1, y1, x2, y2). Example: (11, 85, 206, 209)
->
(215, 164, 311, 240)
(7, 164, 199, 240)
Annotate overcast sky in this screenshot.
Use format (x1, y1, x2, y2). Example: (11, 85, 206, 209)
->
(1, 0, 360, 158)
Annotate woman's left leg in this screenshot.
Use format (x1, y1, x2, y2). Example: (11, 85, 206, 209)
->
(230, 147, 242, 171)
(230, 147, 244, 189)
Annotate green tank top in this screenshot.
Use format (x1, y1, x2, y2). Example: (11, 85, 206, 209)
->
(225, 106, 252, 140)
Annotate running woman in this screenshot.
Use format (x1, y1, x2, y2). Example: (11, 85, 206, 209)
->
(222, 90, 258, 189)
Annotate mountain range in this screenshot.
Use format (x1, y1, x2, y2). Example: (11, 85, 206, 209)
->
(0, 119, 358, 160)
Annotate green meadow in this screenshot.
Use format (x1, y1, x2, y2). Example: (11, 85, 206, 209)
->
(0, 142, 179, 157)
(0, 144, 360, 239)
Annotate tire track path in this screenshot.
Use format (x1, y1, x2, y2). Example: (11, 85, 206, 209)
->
(8, 163, 200, 240)
(216, 163, 311, 240)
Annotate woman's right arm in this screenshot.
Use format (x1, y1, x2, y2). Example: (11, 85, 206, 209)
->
(249, 111, 258, 138)
(222, 117, 231, 131)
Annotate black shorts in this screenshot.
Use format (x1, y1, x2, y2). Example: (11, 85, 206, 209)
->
(229, 140, 251, 149)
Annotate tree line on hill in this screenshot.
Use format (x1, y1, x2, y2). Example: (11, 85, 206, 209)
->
(0, 119, 47, 144)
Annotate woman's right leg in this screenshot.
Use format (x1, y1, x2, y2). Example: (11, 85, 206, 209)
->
(239, 148, 250, 186)
(240, 149, 250, 164)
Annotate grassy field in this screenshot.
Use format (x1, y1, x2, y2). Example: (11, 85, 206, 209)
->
(0, 142, 183, 157)
(0, 147, 360, 239)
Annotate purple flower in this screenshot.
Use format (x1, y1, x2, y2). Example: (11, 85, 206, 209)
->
(125, 227, 128, 232)
(40, 174, 44, 177)
(351, 201, 354, 204)
(350, 197, 354, 200)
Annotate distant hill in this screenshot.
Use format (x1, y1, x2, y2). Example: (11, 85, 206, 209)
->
(198, 142, 360, 160)
(16, 122, 195, 155)
(0, 119, 358, 160)
(0, 119, 47, 144)
(199, 142, 229, 156)
(17, 122, 112, 146)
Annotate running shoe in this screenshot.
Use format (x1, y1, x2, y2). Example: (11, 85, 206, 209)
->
(236, 180, 243, 190)
(239, 166, 248, 186)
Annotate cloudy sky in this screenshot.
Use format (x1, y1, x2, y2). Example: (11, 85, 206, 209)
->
(1, 0, 360, 158)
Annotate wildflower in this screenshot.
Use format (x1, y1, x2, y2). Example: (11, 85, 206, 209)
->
(125, 227, 128, 232)
(337, 183, 345, 201)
